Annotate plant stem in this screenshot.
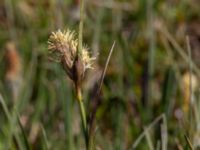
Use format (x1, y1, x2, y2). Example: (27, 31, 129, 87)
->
(78, 95, 87, 131)
(77, 0, 89, 148)
(76, 87, 88, 149)
(78, 0, 84, 55)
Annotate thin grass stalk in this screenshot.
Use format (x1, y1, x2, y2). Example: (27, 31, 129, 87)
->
(186, 37, 193, 106)
(16, 112, 31, 150)
(131, 114, 166, 149)
(157, 26, 200, 79)
(76, 87, 87, 130)
(41, 125, 50, 150)
(77, 0, 89, 149)
(78, 0, 84, 55)
(4, 0, 17, 41)
(144, 126, 154, 150)
(88, 42, 115, 150)
(0, 94, 23, 149)
(161, 115, 168, 150)
(156, 141, 161, 150)
(184, 135, 194, 150)
(147, 0, 155, 105)
(76, 87, 88, 149)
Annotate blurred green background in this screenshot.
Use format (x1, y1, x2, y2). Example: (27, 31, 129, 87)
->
(0, 0, 200, 149)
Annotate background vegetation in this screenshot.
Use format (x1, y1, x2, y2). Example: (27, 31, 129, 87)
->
(0, 0, 200, 149)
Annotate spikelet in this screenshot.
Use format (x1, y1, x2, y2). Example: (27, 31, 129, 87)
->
(48, 29, 95, 85)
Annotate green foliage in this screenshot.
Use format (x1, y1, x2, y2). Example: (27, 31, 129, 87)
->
(0, 0, 200, 149)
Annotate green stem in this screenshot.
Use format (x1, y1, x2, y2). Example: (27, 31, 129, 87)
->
(76, 87, 89, 149)
(78, 99, 87, 132)
(78, 0, 84, 55)
(77, 1, 89, 148)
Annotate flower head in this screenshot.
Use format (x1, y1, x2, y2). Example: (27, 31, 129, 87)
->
(48, 29, 95, 83)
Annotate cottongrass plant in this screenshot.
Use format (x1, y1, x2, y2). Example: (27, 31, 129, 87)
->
(48, 29, 95, 149)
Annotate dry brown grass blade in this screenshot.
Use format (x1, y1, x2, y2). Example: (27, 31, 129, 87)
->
(131, 114, 167, 149)
(97, 41, 116, 95)
(156, 24, 200, 79)
(184, 135, 194, 150)
(88, 41, 115, 148)
(143, 126, 154, 150)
